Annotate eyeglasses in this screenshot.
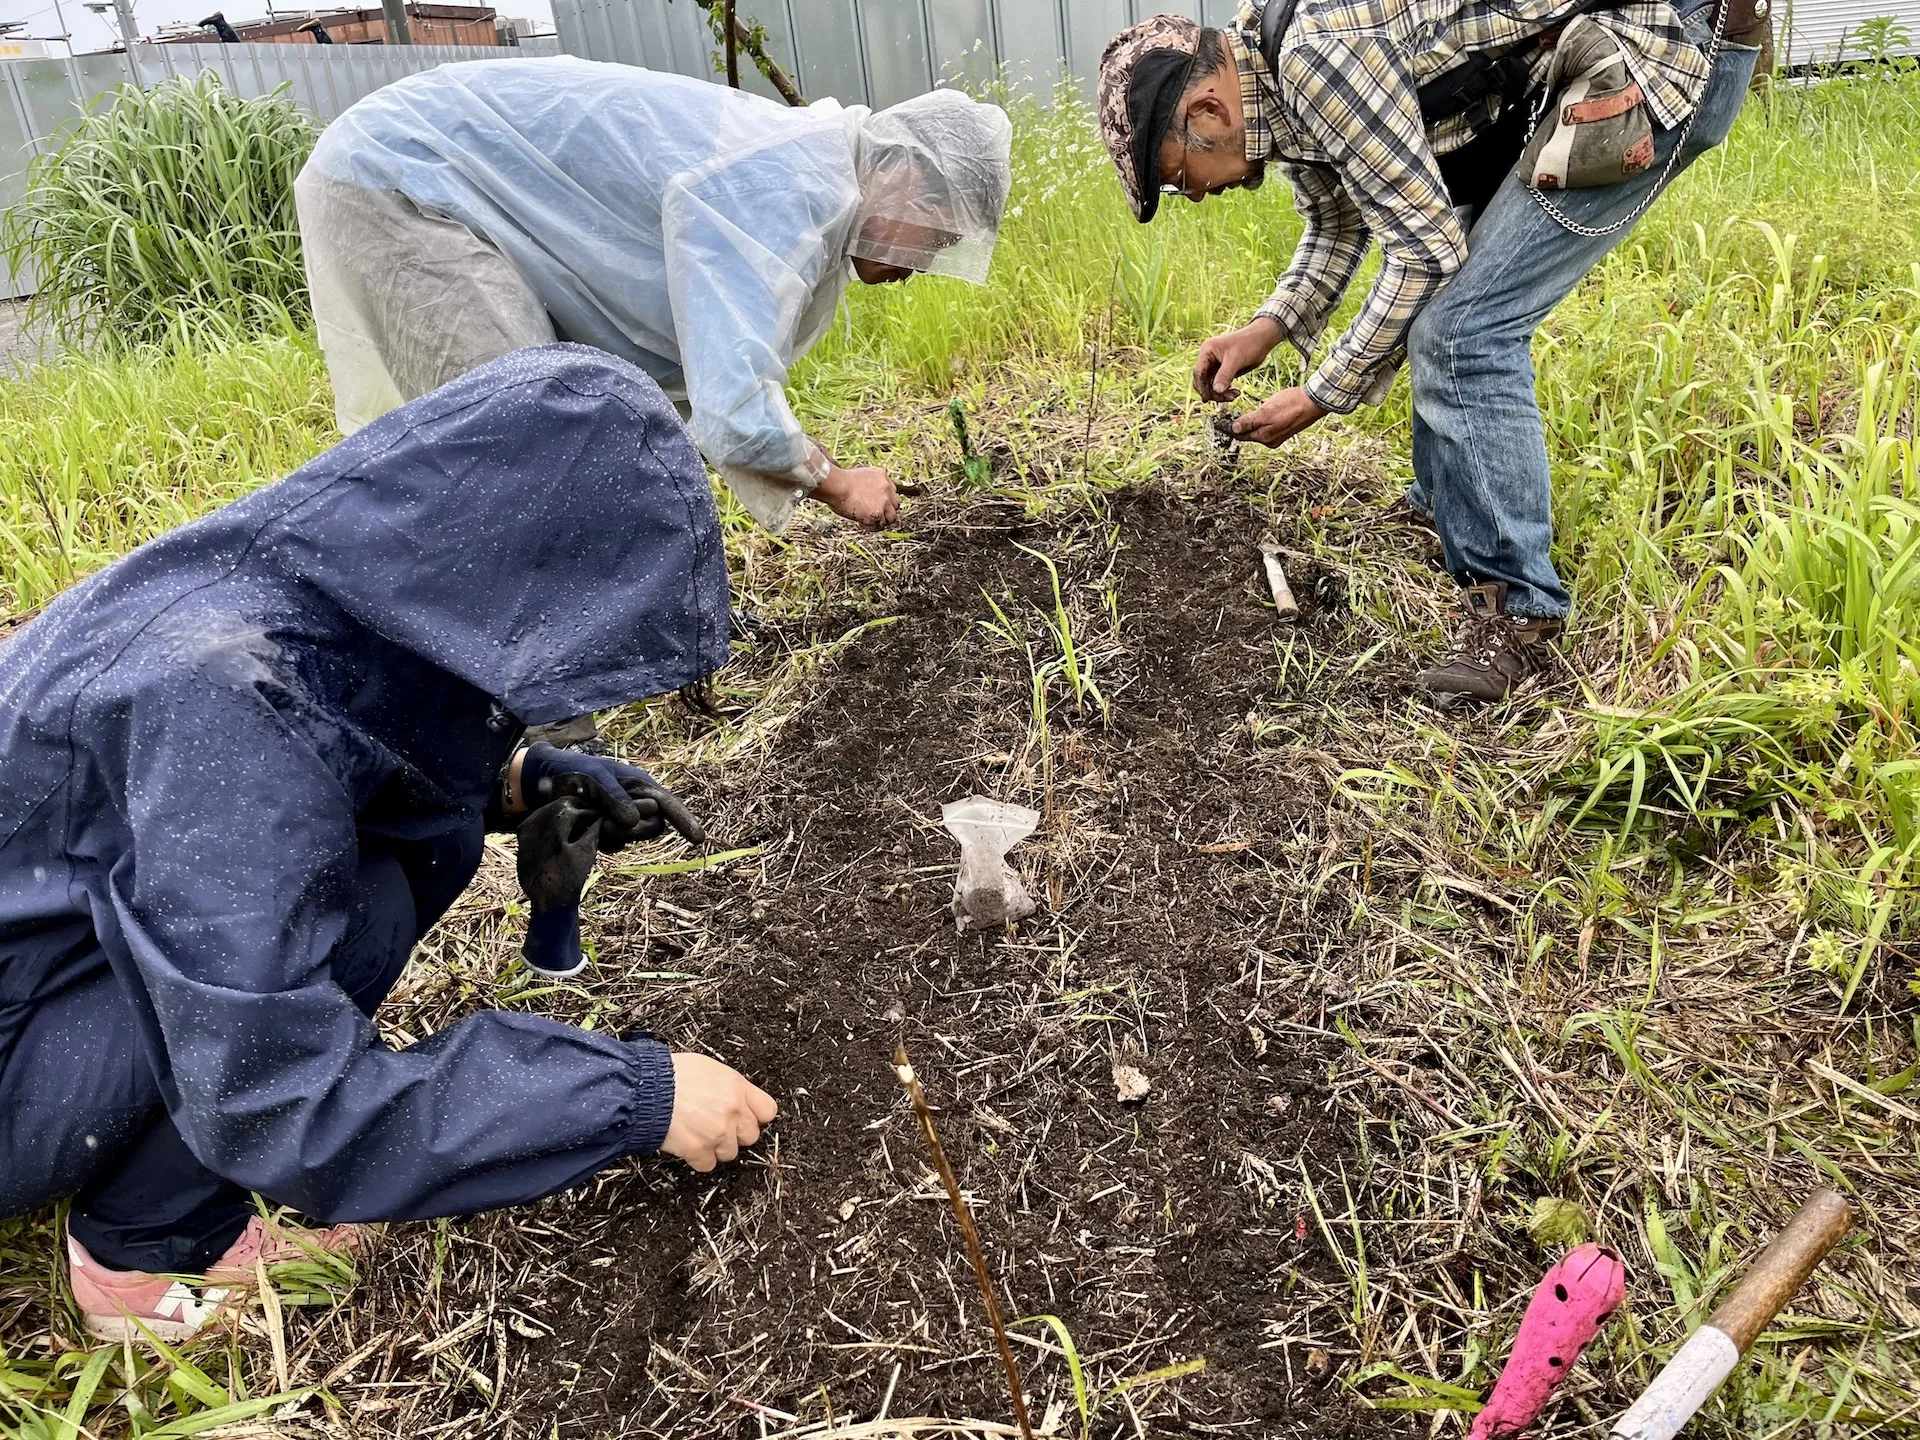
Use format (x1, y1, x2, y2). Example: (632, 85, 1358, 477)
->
(1157, 44, 1201, 203)
(1153, 44, 1265, 205)
(1159, 133, 1265, 203)
(1159, 140, 1190, 200)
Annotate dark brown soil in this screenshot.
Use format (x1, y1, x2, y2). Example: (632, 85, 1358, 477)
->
(366, 486, 1415, 1439)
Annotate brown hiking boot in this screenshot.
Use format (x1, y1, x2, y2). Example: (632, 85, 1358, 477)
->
(1418, 582, 1563, 706)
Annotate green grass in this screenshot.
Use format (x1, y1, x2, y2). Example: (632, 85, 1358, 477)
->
(0, 73, 316, 345)
(790, 74, 1920, 1431)
(795, 71, 1920, 939)
(0, 320, 334, 615)
(1, 1205, 350, 1439)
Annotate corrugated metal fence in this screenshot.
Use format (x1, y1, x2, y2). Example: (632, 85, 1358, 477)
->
(1779, 0, 1920, 66)
(553, 0, 1911, 105)
(549, 0, 1249, 110)
(4, 0, 1913, 294)
(1, 37, 560, 296)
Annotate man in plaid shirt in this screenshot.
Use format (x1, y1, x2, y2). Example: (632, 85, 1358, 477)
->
(1098, 0, 1762, 704)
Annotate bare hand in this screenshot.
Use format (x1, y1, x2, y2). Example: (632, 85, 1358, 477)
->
(662, 1053, 779, 1172)
(1193, 318, 1284, 403)
(1234, 387, 1329, 448)
(814, 464, 901, 530)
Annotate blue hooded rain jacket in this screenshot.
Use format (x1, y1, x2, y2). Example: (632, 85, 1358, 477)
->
(0, 346, 728, 1223)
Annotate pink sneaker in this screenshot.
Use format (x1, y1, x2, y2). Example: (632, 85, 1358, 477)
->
(68, 1218, 363, 1343)
(68, 1235, 237, 1343)
(205, 1214, 365, 1283)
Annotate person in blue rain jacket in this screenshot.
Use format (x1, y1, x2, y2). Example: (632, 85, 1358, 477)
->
(0, 346, 776, 1342)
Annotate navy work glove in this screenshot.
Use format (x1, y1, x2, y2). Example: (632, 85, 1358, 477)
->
(516, 742, 706, 852)
(516, 797, 601, 977)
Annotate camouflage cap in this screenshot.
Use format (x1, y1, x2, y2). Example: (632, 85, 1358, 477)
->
(1096, 14, 1204, 224)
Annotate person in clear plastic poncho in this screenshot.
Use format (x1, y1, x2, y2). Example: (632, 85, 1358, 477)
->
(296, 60, 1013, 531)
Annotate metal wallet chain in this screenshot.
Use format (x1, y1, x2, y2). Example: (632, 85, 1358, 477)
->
(1521, 0, 1734, 238)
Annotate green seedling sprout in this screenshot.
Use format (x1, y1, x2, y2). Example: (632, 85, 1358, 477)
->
(1014, 542, 1109, 722)
(949, 398, 994, 490)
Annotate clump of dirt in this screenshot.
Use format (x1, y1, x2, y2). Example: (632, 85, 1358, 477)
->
(376, 487, 1409, 1438)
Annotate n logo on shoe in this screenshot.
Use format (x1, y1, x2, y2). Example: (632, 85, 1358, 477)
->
(154, 1282, 229, 1329)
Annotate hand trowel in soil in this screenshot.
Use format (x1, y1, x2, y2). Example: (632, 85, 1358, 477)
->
(941, 796, 1039, 933)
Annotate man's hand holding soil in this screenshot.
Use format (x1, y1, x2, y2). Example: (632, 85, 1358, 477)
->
(664, 1054, 779, 1172)
(1233, 387, 1329, 447)
(1194, 317, 1328, 449)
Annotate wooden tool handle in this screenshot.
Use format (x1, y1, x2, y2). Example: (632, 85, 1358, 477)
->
(1705, 1188, 1853, 1352)
(1259, 541, 1300, 623)
(1611, 1190, 1853, 1440)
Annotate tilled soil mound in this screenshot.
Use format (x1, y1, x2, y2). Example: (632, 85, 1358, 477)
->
(361, 488, 1409, 1439)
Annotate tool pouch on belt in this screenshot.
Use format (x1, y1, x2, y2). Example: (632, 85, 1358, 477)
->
(1719, 0, 1771, 47)
(1515, 16, 1655, 189)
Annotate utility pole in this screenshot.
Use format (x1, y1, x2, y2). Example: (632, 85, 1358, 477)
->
(380, 0, 411, 43)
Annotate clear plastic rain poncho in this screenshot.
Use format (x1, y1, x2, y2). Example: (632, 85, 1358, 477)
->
(301, 60, 1012, 530)
(850, 88, 1011, 285)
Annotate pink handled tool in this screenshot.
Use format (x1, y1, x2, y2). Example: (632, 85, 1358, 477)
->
(1470, 1243, 1628, 1440)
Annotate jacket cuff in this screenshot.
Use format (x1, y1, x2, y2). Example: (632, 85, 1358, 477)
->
(770, 438, 831, 495)
(624, 1035, 677, 1156)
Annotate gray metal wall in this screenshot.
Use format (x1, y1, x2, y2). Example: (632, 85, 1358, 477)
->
(551, 0, 1917, 101)
(1779, 0, 1920, 65)
(8, 0, 1891, 297)
(1, 37, 561, 297)
(548, 0, 1247, 109)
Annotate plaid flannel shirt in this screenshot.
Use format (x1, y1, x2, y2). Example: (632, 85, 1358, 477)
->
(1231, 0, 1710, 411)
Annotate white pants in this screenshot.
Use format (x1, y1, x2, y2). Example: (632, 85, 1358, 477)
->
(295, 168, 557, 434)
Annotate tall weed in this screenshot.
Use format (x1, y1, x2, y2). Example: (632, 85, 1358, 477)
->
(799, 71, 1920, 912)
(3, 69, 1918, 916)
(1, 73, 315, 344)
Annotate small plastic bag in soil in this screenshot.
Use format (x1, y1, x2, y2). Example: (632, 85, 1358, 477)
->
(942, 795, 1040, 932)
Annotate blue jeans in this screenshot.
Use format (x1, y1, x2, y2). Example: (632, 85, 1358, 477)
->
(1405, 12, 1760, 619)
